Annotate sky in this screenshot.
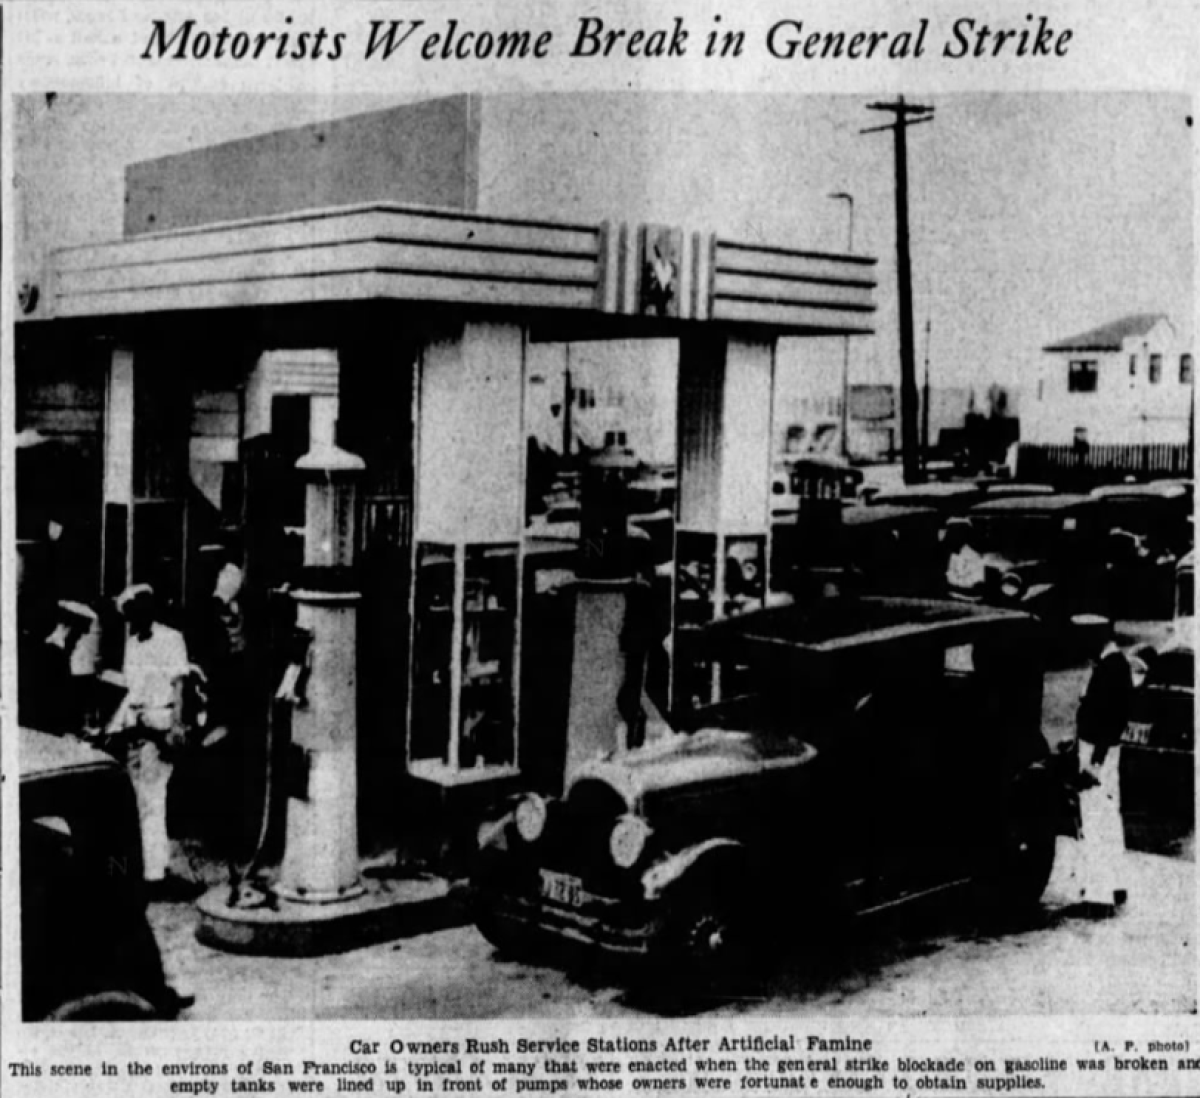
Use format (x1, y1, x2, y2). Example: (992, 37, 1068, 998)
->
(14, 91, 1194, 400)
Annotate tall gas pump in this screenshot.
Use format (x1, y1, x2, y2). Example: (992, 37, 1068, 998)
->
(558, 441, 669, 779)
(274, 397, 365, 904)
(198, 397, 450, 955)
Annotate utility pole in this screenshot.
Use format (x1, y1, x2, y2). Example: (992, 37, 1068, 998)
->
(829, 192, 855, 461)
(922, 317, 932, 472)
(562, 344, 574, 460)
(863, 96, 934, 484)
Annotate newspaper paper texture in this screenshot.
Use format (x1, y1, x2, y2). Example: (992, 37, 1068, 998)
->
(2, 1, 1197, 1096)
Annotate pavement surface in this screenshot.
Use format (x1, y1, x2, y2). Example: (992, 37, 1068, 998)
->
(149, 623, 1195, 1020)
(153, 844, 1193, 1020)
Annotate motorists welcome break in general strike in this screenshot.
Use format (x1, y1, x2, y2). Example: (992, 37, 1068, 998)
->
(140, 14, 1072, 62)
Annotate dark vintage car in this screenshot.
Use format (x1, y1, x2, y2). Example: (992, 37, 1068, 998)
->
(1120, 554, 1195, 856)
(1120, 636, 1195, 855)
(959, 495, 1111, 630)
(1089, 481, 1194, 618)
(773, 504, 945, 598)
(20, 728, 182, 1020)
(470, 598, 1069, 991)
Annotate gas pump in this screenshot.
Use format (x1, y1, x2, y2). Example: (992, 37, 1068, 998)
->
(197, 399, 449, 954)
(556, 442, 669, 780)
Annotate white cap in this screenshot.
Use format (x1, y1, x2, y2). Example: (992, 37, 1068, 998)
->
(115, 583, 154, 612)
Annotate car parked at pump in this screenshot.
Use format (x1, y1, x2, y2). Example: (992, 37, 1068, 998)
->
(20, 728, 184, 1020)
(469, 597, 1070, 994)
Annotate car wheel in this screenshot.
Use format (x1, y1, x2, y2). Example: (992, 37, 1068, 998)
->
(977, 809, 1057, 922)
(46, 991, 161, 1021)
(1002, 815, 1057, 906)
(472, 901, 541, 962)
(655, 878, 754, 999)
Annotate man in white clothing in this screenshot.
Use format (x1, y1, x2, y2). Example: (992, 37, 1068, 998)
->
(106, 584, 197, 899)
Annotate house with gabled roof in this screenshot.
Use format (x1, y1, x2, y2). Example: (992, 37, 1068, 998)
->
(1024, 313, 1193, 448)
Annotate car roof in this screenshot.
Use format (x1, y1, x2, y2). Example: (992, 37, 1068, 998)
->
(970, 493, 1093, 514)
(20, 728, 118, 781)
(1091, 482, 1191, 501)
(872, 482, 982, 504)
(978, 482, 1057, 498)
(842, 503, 939, 527)
(707, 596, 1032, 656)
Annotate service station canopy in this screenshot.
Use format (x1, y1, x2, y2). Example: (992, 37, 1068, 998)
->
(28, 201, 876, 338)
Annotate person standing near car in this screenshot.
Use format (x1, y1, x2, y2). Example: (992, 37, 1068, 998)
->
(105, 584, 198, 900)
(1074, 627, 1133, 916)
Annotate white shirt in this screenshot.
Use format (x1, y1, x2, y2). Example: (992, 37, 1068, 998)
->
(122, 623, 189, 722)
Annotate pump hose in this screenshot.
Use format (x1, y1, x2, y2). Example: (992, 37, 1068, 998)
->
(227, 600, 288, 908)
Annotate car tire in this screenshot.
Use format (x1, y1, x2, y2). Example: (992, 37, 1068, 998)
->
(976, 800, 1057, 922)
(45, 990, 161, 1021)
(653, 874, 755, 1001)
(472, 901, 541, 963)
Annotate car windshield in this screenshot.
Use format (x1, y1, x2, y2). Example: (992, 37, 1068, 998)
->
(971, 513, 1063, 561)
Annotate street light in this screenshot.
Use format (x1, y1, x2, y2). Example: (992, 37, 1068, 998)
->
(829, 192, 855, 459)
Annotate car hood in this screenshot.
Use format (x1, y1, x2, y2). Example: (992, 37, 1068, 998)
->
(569, 728, 817, 811)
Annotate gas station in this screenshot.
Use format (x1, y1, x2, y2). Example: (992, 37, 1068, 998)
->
(15, 97, 876, 951)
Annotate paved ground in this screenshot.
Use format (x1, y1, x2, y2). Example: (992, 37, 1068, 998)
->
(150, 627, 1195, 1020)
(154, 843, 1193, 1020)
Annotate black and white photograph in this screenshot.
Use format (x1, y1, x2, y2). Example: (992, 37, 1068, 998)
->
(2, 6, 1198, 1096)
(9, 85, 1193, 1027)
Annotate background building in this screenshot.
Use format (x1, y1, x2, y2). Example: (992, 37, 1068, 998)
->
(1025, 314, 1193, 448)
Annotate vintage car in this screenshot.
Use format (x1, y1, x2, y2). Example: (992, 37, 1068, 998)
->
(1120, 553, 1195, 855)
(773, 504, 945, 599)
(1089, 481, 1194, 619)
(469, 598, 1068, 991)
(958, 495, 1111, 631)
(20, 728, 183, 1020)
(1091, 479, 1193, 551)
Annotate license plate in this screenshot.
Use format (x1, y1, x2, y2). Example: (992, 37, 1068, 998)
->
(1122, 721, 1153, 746)
(540, 869, 584, 908)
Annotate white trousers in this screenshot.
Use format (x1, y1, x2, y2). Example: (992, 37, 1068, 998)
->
(1077, 741, 1126, 905)
(127, 739, 173, 882)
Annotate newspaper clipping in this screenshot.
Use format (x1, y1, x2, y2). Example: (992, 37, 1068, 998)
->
(2, 1, 1197, 1095)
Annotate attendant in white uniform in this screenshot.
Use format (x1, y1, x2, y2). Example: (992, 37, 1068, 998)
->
(106, 584, 196, 899)
(1074, 628, 1134, 916)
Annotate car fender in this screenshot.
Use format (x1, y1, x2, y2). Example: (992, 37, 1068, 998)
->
(641, 837, 747, 902)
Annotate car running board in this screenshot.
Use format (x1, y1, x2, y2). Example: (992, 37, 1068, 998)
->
(854, 876, 973, 917)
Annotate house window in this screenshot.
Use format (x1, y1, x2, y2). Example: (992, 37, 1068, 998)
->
(1067, 360, 1098, 394)
(1149, 354, 1162, 384)
(1129, 354, 1137, 377)
(1181, 354, 1194, 385)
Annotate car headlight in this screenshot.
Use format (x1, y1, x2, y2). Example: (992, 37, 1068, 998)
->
(514, 794, 548, 843)
(999, 572, 1025, 601)
(609, 814, 652, 869)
